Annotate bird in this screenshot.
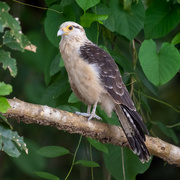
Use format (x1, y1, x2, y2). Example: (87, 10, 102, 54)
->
(57, 21, 150, 163)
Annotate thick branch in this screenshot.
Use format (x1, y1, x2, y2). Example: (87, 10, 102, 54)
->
(3, 98, 180, 167)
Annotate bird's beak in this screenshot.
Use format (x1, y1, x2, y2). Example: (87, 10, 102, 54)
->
(57, 29, 65, 36)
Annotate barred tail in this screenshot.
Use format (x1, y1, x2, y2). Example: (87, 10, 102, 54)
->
(115, 104, 150, 163)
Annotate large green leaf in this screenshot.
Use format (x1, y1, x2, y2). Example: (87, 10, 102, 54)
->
(108, 0, 145, 40)
(76, 0, 100, 12)
(36, 146, 70, 158)
(0, 49, 17, 77)
(144, 1, 180, 39)
(139, 39, 180, 86)
(0, 82, 12, 96)
(95, 3, 115, 32)
(104, 144, 152, 180)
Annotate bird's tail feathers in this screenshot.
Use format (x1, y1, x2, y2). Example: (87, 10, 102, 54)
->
(115, 104, 150, 163)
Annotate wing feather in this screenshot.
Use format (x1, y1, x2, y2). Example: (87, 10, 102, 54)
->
(80, 43, 135, 110)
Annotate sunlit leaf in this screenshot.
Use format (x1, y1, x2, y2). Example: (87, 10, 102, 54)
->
(0, 97, 11, 113)
(139, 39, 180, 86)
(80, 13, 108, 27)
(0, 82, 12, 96)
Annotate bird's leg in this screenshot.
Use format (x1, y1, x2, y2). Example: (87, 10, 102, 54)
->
(75, 103, 102, 121)
(88, 101, 102, 121)
(75, 105, 91, 117)
(87, 105, 91, 114)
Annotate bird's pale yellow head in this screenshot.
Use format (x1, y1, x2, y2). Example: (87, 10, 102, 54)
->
(57, 21, 85, 38)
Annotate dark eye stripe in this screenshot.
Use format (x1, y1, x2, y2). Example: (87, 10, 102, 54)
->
(72, 25, 80, 29)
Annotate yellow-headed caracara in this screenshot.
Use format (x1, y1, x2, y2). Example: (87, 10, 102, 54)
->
(57, 21, 150, 163)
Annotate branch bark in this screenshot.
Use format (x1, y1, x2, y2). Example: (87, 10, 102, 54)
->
(3, 98, 180, 167)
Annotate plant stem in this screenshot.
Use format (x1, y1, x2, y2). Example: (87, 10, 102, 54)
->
(64, 135, 82, 180)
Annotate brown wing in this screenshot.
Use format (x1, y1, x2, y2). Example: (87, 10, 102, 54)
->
(80, 43, 135, 111)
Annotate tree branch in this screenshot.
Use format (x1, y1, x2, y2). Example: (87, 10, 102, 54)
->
(3, 98, 180, 167)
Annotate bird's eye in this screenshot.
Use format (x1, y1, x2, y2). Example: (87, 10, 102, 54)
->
(68, 26, 73, 30)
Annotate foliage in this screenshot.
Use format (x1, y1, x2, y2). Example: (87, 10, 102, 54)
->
(0, 0, 180, 180)
(0, 1, 35, 158)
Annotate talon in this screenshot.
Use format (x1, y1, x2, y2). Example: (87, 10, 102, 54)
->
(75, 111, 102, 121)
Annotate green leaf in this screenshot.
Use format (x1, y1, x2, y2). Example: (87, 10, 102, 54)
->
(80, 13, 108, 27)
(1, 136, 21, 157)
(35, 172, 60, 180)
(76, 0, 100, 12)
(40, 74, 69, 107)
(171, 32, 180, 46)
(57, 105, 79, 113)
(44, 5, 65, 47)
(0, 97, 11, 113)
(68, 92, 80, 103)
(104, 144, 152, 180)
(44, 4, 76, 47)
(0, 49, 17, 77)
(3, 30, 22, 51)
(59, 57, 64, 68)
(36, 146, 70, 158)
(50, 53, 61, 76)
(157, 121, 179, 144)
(75, 160, 100, 167)
(108, 0, 145, 40)
(0, 2, 33, 51)
(144, 1, 180, 39)
(139, 39, 180, 86)
(0, 82, 12, 96)
(0, 124, 28, 157)
(0, 113, 12, 129)
(12, 139, 45, 175)
(95, 3, 115, 32)
(87, 138, 108, 153)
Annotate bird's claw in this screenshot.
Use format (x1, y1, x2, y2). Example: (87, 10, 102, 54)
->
(75, 111, 102, 121)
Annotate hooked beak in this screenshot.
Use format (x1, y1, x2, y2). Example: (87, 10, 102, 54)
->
(57, 29, 65, 36)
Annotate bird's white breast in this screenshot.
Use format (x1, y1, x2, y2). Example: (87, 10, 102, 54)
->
(60, 39, 106, 105)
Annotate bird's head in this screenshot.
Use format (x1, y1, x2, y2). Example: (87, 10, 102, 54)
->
(57, 21, 86, 40)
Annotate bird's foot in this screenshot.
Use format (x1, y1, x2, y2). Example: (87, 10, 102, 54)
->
(75, 111, 102, 121)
